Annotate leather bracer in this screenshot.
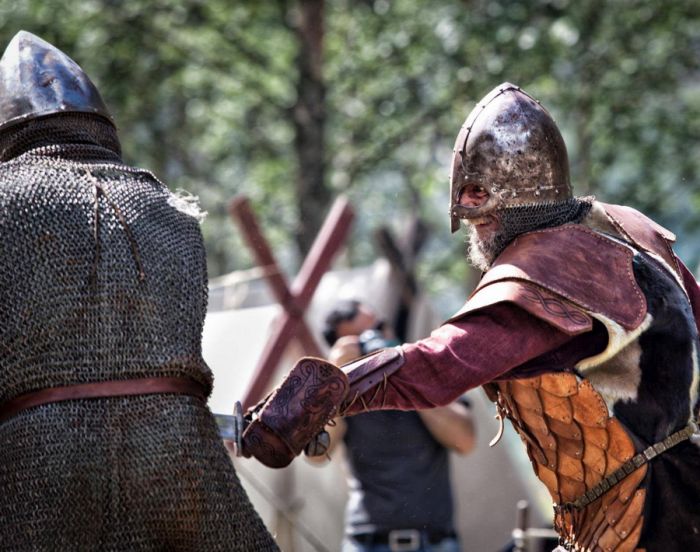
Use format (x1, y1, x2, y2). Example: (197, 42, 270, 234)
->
(239, 357, 349, 468)
(238, 347, 405, 468)
(338, 346, 406, 415)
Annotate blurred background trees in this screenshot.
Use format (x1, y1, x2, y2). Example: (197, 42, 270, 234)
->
(1, 0, 698, 316)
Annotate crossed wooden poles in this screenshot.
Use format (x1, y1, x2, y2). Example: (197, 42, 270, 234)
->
(229, 194, 355, 409)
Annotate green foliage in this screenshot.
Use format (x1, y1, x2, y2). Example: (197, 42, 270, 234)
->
(0, 0, 698, 314)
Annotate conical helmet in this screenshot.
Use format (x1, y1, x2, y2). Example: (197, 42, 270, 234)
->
(449, 82, 571, 233)
(0, 31, 114, 132)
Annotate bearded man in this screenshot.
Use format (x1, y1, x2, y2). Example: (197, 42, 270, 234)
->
(0, 31, 278, 551)
(235, 83, 700, 551)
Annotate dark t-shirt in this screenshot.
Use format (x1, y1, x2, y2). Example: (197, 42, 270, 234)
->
(343, 407, 460, 536)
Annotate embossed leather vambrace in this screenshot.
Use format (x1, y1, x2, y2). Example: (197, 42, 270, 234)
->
(235, 348, 405, 468)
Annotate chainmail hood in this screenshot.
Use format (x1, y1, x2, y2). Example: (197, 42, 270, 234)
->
(0, 112, 121, 162)
(492, 196, 593, 258)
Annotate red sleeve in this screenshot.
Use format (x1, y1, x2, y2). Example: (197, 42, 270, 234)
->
(344, 302, 574, 414)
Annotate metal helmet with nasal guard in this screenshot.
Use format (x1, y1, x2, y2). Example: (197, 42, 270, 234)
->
(0, 30, 114, 133)
(449, 83, 571, 233)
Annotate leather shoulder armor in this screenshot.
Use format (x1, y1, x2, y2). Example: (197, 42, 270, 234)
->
(601, 202, 680, 279)
(449, 279, 593, 336)
(451, 225, 647, 331)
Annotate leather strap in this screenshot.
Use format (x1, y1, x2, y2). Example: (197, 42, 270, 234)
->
(0, 376, 208, 424)
(338, 347, 406, 416)
(555, 421, 698, 513)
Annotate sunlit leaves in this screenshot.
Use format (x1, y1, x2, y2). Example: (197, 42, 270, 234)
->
(0, 0, 698, 298)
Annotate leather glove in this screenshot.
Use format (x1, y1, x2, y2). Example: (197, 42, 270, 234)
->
(232, 357, 348, 468)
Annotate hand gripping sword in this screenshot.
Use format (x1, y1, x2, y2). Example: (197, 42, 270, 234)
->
(223, 348, 405, 468)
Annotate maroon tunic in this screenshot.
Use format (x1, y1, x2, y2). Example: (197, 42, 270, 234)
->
(353, 302, 598, 413)
(344, 250, 700, 417)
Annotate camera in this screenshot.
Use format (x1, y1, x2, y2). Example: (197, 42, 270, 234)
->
(358, 329, 387, 355)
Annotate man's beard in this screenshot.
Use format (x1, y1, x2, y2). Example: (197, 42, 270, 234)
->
(466, 224, 508, 272)
(464, 198, 594, 272)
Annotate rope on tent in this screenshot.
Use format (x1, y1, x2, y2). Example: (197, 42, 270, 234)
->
(234, 460, 331, 552)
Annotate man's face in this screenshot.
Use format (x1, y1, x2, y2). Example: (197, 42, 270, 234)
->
(458, 182, 504, 271)
(457, 182, 499, 236)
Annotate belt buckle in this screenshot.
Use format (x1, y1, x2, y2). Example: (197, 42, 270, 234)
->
(388, 529, 421, 552)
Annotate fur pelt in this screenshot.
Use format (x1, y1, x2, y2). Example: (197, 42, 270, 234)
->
(498, 203, 700, 549)
(598, 251, 700, 549)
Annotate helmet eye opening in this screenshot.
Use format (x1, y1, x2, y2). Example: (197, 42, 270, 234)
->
(458, 183, 490, 207)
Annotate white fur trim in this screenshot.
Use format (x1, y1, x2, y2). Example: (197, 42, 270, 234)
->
(644, 249, 687, 292)
(576, 312, 653, 372)
(167, 189, 207, 222)
(690, 343, 699, 421)
(582, 201, 620, 237)
(582, 340, 642, 408)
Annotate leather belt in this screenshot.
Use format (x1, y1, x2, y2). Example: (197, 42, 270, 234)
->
(0, 376, 208, 424)
(351, 529, 457, 550)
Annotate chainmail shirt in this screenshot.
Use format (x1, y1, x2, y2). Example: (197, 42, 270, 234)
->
(0, 115, 278, 551)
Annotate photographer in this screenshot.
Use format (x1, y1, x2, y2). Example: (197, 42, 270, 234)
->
(316, 300, 476, 552)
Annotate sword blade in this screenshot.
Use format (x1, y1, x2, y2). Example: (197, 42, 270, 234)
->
(213, 413, 237, 440)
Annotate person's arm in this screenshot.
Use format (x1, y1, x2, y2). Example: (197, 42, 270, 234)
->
(328, 336, 361, 366)
(343, 302, 576, 415)
(418, 400, 475, 454)
(235, 302, 582, 468)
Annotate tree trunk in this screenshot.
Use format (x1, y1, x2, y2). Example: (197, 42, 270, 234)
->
(291, 0, 331, 256)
